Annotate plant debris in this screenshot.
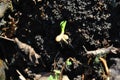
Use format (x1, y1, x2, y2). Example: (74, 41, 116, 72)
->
(85, 45, 119, 55)
(0, 59, 8, 80)
(14, 38, 41, 64)
(0, 0, 120, 80)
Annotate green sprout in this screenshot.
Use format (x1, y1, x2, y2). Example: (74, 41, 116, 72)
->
(60, 20, 67, 34)
(48, 75, 55, 80)
(48, 70, 61, 80)
(66, 59, 72, 66)
(94, 56, 100, 64)
(54, 70, 61, 74)
(55, 20, 69, 44)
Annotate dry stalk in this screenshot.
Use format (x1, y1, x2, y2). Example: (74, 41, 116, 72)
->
(16, 69, 26, 80)
(99, 57, 109, 76)
(86, 45, 118, 55)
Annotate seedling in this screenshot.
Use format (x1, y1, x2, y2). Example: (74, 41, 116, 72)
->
(66, 59, 72, 66)
(65, 58, 72, 71)
(48, 70, 61, 80)
(55, 20, 69, 44)
(90, 55, 109, 79)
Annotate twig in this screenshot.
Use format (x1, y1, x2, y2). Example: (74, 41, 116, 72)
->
(99, 57, 109, 75)
(60, 64, 65, 80)
(16, 69, 26, 80)
(83, 45, 88, 52)
(86, 45, 118, 55)
(67, 57, 82, 65)
(0, 36, 14, 42)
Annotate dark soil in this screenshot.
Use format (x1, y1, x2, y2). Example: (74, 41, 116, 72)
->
(0, 0, 120, 80)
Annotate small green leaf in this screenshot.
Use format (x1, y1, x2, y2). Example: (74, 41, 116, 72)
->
(60, 20, 67, 33)
(94, 57, 100, 64)
(48, 75, 55, 80)
(66, 59, 72, 66)
(54, 70, 61, 74)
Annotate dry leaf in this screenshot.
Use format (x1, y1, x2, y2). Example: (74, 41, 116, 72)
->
(14, 38, 41, 64)
(0, 59, 8, 80)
